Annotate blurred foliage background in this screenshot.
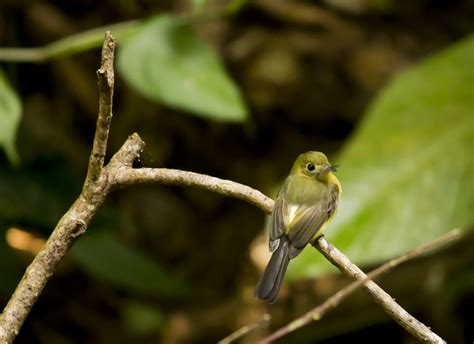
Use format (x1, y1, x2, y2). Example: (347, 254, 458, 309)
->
(0, 0, 473, 343)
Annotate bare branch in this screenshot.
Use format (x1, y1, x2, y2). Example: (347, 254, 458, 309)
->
(312, 236, 448, 343)
(0, 32, 450, 344)
(107, 132, 145, 168)
(218, 314, 271, 344)
(259, 229, 461, 343)
(111, 167, 449, 343)
(0, 32, 116, 343)
(86, 31, 115, 183)
(0, 188, 111, 343)
(111, 166, 274, 213)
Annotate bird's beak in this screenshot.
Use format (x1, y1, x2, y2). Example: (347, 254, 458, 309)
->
(325, 165, 338, 173)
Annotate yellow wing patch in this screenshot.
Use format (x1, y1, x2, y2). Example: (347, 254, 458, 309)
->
(287, 204, 299, 225)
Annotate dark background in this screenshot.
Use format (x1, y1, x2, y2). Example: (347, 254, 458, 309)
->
(1, 0, 473, 343)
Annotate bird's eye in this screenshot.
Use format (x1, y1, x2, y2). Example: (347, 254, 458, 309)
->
(306, 163, 315, 172)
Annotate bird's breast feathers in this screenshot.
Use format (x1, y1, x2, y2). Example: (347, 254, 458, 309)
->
(281, 175, 341, 231)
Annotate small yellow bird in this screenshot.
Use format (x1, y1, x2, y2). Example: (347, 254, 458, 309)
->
(255, 151, 341, 302)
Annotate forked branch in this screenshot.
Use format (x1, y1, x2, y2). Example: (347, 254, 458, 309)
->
(0, 32, 447, 344)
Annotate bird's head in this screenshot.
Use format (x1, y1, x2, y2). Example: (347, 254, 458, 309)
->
(290, 151, 337, 182)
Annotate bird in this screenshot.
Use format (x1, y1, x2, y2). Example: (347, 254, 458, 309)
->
(255, 151, 341, 303)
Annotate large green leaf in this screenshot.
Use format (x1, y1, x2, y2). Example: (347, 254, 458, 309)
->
(70, 231, 189, 298)
(0, 70, 21, 165)
(288, 35, 474, 278)
(118, 15, 248, 122)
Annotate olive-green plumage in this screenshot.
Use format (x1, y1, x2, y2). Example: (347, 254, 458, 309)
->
(255, 151, 341, 303)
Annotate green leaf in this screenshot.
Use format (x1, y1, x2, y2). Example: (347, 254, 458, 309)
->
(118, 15, 248, 122)
(70, 231, 189, 298)
(0, 70, 21, 165)
(288, 35, 474, 279)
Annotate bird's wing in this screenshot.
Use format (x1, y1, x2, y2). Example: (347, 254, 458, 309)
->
(269, 190, 286, 252)
(287, 190, 339, 253)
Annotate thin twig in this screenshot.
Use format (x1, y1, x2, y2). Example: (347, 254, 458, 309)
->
(259, 229, 461, 343)
(218, 314, 271, 344)
(86, 31, 115, 183)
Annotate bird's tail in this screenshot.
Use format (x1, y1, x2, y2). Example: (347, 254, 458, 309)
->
(255, 236, 290, 303)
